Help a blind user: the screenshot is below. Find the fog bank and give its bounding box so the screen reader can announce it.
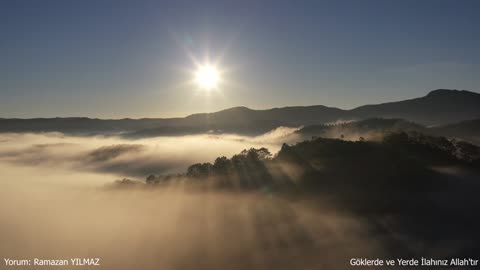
[0,127,300,180]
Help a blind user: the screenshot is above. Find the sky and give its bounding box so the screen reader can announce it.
[1,0,479,118]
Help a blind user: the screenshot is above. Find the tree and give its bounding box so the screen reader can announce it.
[253,147,272,161]
[455,141,480,162]
[383,131,409,145]
[186,163,213,178]
[146,174,157,184]
[213,156,231,174]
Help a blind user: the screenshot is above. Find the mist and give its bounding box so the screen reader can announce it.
[0,127,300,179]
[1,128,478,269]
[0,128,385,270]
[1,128,371,270]
[0,174,388,270]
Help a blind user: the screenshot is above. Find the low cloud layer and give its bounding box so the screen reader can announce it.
[0,129,477,269]
[0,128,385,270]
[0,179,386,270]
[0,127,301,179]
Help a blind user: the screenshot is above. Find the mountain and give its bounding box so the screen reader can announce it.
[130,105,346,136]
[183,105,346,126]
[179,89,480,128]
[296,117,480,145]
[0,117,176,134]
[296,118,426,141]
[430,119,480,145]
[350,89,480,126]
[1,89,479,135]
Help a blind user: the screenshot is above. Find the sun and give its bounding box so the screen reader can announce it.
[194,64,220,90]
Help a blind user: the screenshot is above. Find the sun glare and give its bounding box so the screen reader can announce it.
[194,64,220,90]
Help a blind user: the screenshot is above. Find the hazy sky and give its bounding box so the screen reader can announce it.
[1,0,479,118]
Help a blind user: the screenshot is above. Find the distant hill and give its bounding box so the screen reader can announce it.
[350,89,480,126]
[297,118,426,141]
[184,105,346,126]
[176,89,480,129]
[1,89,479,135]
[297,117,480,145]
[430,119,480,145]
[130,105,346,136]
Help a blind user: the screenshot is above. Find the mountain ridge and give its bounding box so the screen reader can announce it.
[1,89,479,135]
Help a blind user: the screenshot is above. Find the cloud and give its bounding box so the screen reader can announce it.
[86,144,145,162]
[0,133,389,269]
[0,127,300,178]
[0,129,473,269]
[0,172,387,270]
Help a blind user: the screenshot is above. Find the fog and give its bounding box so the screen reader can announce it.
[0,172,388,269]
[0,128,385,269]
[0,128,478,270]
[0,129,383,270]
[0,127,300,179]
